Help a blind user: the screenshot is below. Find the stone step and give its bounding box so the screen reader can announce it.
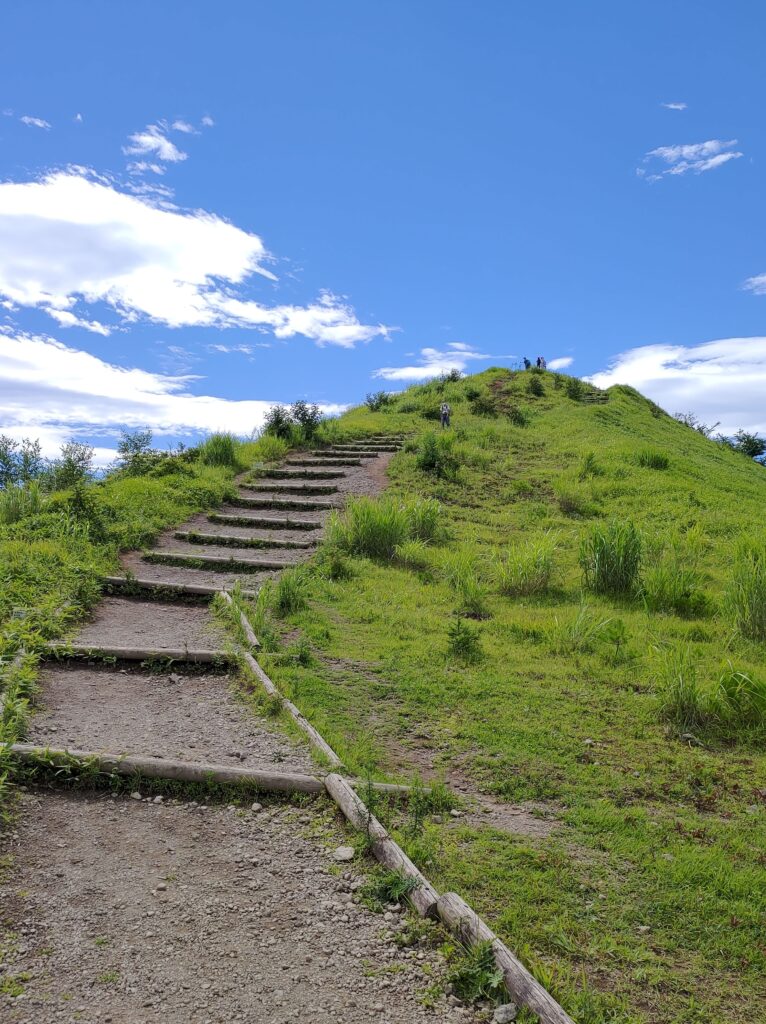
[101,575,259,600]
[143,550,296,573]
[287,458,362,468]
[239,482,339,496]
[253,468,347,480]
[174,530,315,550]
[208,512,321,531]
[309,450,378,459]
[230,495,335,512]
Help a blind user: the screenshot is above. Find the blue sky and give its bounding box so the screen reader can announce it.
[2,1,765,459]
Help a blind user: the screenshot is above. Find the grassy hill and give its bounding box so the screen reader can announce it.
[256,368,766,1024]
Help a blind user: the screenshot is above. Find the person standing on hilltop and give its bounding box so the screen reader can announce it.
[440,400,451,429]
[523,357,531,369]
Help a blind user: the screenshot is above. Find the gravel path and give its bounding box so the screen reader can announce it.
[1,790,479,1024]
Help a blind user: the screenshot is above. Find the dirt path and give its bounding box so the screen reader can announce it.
[1,439,483,1022]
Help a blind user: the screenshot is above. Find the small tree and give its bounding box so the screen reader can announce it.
[673,411,720,438]
[365,391,393,412]
[291,400,322,441]
[527,375,545,397]
[0,435,19,488]
[18,439,43,483]
[116,429,154,474]
[263,404,294,441]
[48,441,95,490]
[727,430,766,463]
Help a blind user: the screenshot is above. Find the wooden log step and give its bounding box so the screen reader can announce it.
[230,495,334,512]
[252,468,347,480]
[209,513,321,531]
[174,530,315,550]
[46,642,232,665]
[143,551,292,573]
[239,482,339,496]
[287,458,362,468]
[101,575,259,600]
[330,445,399,453]
[436,893,575,1024]
[8,744,325,795]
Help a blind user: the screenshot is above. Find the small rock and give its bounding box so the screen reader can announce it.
[251,802,263,813]
[153,795,164,804]
[130,792,142,801]
[156,883,167,892]
[493,1003,518,1023]
[332,846,355,863]
[449,808,462,818]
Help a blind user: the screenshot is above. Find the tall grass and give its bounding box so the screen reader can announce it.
[642,560,708,617]
[197,432,240,468]
[637,448,670,470]
[326,496,443,559]
[495,532,558,597]
[724,540,766,641]
[580,520,642,596]
[656,646,766,739]
[440,548,489,617]
[0,482,42,525]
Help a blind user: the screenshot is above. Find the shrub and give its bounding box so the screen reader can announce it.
[447,618,483,663]
[637,449,670,470]
[365,391,394,412]
[580,520,642,596]
[724,540,766,640]
[197,433,239,468]
[553,480,597,517]
[45,441,94,490]
[527,375,544,397]
[326,496,443,560]
[415,433,460,480]
[253,435,289,463]
[263,404,294,440]
[506,405,528,427]
[565,377,583,401]
[495,532,558,597]
[469,393,497,416]
[445,940,504,1003]
[291,400,322,441]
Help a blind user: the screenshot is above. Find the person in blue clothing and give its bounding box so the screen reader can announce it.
[440,401,451,428]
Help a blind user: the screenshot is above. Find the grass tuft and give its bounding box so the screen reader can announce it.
[494,532,558,597]
[580,520,642,596]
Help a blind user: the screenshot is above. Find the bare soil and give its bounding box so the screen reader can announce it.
[1,790,480,1024]
[26,664,312,772]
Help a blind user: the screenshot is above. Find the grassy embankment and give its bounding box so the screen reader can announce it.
[252,369,766,1024]
[0,434,286,815]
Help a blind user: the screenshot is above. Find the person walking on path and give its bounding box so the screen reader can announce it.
[440,401,451,429]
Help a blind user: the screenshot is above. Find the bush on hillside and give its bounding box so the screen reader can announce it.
[527,375,544,397]
[198,432,239,468]
[291,400,322,441]
[263,404,295,440]
[564,377,583,401]
[415,432,460,480]
[365,391,394,412]
[469,393,498,416]
[580,520,642,596]
[506,405,528,427]
[0,436,43,488]
[642,560,708,617]
[446,618,483,664]
[724,540,766,641]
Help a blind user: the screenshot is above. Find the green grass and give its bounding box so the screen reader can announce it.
[253,368,766,1023]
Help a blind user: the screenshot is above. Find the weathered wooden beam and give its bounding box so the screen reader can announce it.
[218,591,260,649]
[436,893,576,1024]
[46,643,231,665]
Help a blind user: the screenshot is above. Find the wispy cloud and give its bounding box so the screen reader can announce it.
[661,102,687,111]
[208,343,253,355]
[742,273,766,296]
[20,115,51,129]
[74,113,83,123]
[201,115,215,127]
[124,122,187,163]
[587,337,766,434]
[638,138,742,182]
[548,356,573,370]
[0,170,391,347]
[171,120,197,134]
[0,330,346,461]
[373,342,493,381]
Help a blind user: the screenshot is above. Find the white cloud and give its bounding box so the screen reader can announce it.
[0,331,345,461]
[373,342,493,381]
[742,273,766,296]
[127,161,166,176]
[661,102,687,111]
[548,356,573,370]
[171,120,196,134]
[201,115,215,127]
[639,138,742,181]
[0,170,389,347]
[46,308,111,336]
[124,123,187,163]
[20,115,51,129]
[74,113,83,123]
[208,343,253,354]
[586,337,766,434]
